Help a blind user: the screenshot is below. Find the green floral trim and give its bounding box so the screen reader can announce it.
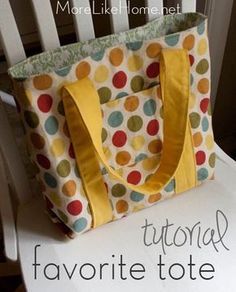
[9,13,206,79]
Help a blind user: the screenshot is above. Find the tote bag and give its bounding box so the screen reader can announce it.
[9,13,215,237]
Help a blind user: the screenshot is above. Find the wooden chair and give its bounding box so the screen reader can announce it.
[0,1,236,291]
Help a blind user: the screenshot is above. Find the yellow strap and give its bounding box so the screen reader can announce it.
[63,49,192,197]
[62,95,113,228]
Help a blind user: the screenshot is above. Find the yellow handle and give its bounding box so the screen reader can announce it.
[62,49,191,226]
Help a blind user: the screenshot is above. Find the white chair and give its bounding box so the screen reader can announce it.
[0,1,236,291]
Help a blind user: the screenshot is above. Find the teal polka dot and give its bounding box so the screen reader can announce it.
[130,191,145,202]
[165,34,180,46]
[197,22,205,35]
[126,41,143,51]
[135,153,148,163]
[91,50,105,61]
[197,168,209,181]
[116,92,128,99]
[55,66,71,77]
[143,99,156,116]
[44,172,57,188]
[108,111,123,127]
[202,117,209,132]
[165,179,175,192]
[73,217,88,233]
[45,116,59,135]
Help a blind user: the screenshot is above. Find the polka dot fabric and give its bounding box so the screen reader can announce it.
[14,16,214,236]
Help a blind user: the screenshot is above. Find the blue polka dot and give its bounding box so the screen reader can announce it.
[130,191,145,202]
[202,116,209,132]
[197,22,205,35]
[45,116,59,135]
[116,92,128,99]
[135,153,148,163]
[91,50,105,61]
[197,168,209,181]
[143,99,156,116]
[165,34,180,46]
[126,41,143,51]
[165,179,175,192]
[73,217,88,233]
[55,66,71,77]
[44,172,57,188]
[108,111,124,127]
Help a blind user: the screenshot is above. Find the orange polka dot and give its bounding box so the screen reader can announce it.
[109,48,124,66]
[116,200,129,214]
[116,151,131,166]
[183,34,195,50]
[76,61,91,79]
[146,43,162,58]
[156,86,162,100]
[148,140,162,154]
[148,193,162,204]
[124,96,139,112]
[33,74,53,90]
[193,132,203,147]
[198,78,210,94]
[62,180,76,197]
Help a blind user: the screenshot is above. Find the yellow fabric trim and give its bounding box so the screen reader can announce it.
[62,95,113,228]
[175,120,197,193]
[63,48,191,196]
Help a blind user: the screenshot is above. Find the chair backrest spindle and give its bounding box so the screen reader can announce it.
[146,0,164,21]
[108,0,130,33]
[181,0,197,13]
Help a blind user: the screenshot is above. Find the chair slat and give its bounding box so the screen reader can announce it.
[30,0,60,51]
[108,0,130,33]
[181,0,197,13]
[0,0,26,66]
[146,0,164,21]
[71,0,95,41]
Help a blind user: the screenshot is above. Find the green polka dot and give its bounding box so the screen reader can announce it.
[45,116,59,135]
[209,153,216,168]
[91,50,105,61]
[165,179,175,192]
[44,172,57,188]
[57,100,65,116]
[131,76,144,92]
[98,87,111,104]
[196,59,209,74]
[165,34,180,46]
[116,92,128,99]
[143,99,156,116]
[191,74,194,86]
[74,165,81,178]
[202,117,209,132]
[190,112,201,129]
[127,116,143,132]
[130,191,144,202]
[73,217,88,233]
[198,168,209,181]
[57,210,68,223]
[108,111,124,127]
[126,41,143,51]
[112,184,127,197]
[24,111,39,128]
[55,66,71,77]
[197,22,205,35]
[102,128,108,142]
[57,160,71,177]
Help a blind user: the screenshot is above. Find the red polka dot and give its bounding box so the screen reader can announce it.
[127,171,142,185]
[196,151,206,165]
[189,55,195,66]
[36,154,51,169]
[146,62,160,78]
[112,131,127,147]
[69,143,75,159]
[112,71,127,89]
[147,120,159,136]
[67,200,82,216]
[200,98,210,113]
[37,94,53,113]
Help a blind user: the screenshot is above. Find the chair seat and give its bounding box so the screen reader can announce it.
[17,158,236,292]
